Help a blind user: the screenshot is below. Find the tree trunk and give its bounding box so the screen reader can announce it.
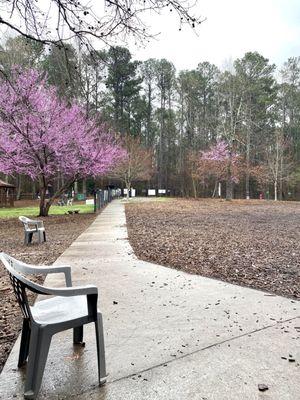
[61,173,65,188]
[39,186,48,216]
[226,179,233,200]
[38,178,75,216]
[279,180,283,201]
[41,201,52,217]
[16,175,22,200]
[274,180,278,201]
[192,178,197,199]
[212,181,218,198]
[279,153,283,201]
[126,183,131,200]
[245,129,250,200]
[226,160,233,201]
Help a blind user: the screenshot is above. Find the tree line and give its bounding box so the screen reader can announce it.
[1,35,300,200]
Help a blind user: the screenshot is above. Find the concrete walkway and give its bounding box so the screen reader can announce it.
[0,200,299,400]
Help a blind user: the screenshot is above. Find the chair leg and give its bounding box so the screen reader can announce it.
[43,231,46,242]
[24,326,52,400]
[24,232,30,245]
[24,324,39,399]
[95,313,107,385]
[28,232,33,245]
[18,319,31,367]
[73,325,84,344]
[38,230,42,243]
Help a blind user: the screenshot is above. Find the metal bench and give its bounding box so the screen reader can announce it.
[0,252,107,400]
[19,216,46,245]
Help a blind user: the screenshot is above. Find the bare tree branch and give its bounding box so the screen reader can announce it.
[0,0,204,50]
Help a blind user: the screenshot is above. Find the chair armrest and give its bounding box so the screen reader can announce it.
[27,219,44,228]
[27,279,98,297]
[19,264,72,287]
[37,265,72,287]
[27,219,40,224]
[34,221,44,229]
[42,284,98,297]
[33,283,99,317]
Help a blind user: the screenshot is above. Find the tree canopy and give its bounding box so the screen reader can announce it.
[1,37,300,201]
[0,68,124,215]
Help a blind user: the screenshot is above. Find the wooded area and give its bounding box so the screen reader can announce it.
[1,35,300,200]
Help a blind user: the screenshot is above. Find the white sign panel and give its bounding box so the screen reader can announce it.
[131,189,136,197]
[158,189,166,194]
[86,199,94,205]
[148,189,156,196]
[123,189,128,195]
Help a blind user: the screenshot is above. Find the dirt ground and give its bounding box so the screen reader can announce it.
[0,213,96,372]
[125,199,300,300]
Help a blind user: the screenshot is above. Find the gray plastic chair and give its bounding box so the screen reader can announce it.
[0,252,106,400]
[19,216,46,245]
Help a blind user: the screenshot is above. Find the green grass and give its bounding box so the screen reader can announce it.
[0,204,94,219]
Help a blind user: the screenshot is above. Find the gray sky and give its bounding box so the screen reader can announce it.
[128,0,300,70]
[1,0,300,71]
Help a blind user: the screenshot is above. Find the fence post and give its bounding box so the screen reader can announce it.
[100,190,104,208]
[94,191,97,213]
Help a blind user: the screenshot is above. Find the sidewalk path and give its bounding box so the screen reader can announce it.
[0,200,299,399]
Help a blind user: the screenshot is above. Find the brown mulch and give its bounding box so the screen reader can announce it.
[125,199,300,300]
[0,213,96,372]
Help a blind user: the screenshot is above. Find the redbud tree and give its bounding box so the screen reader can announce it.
[200,140,241,200]
[0,68,124,216]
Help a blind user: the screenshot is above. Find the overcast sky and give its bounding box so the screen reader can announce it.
[1,0,300,71]
[128,0,300,71]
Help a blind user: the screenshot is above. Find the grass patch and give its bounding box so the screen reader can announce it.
[0,204,94,219]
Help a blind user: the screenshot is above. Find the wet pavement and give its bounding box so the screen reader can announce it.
[0,200,299,399]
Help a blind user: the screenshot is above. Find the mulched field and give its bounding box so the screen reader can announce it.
[0,213,96,372]
[125,199,300,300]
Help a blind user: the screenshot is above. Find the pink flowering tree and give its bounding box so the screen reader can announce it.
[0,68,124,216]
[200,140,241,200]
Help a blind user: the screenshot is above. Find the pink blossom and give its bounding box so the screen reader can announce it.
[200,140,240,183]
[0,68,125,182]
[201,140,231,161]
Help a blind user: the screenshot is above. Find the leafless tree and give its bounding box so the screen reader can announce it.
[109,134,154,199]
[0,0,203,49]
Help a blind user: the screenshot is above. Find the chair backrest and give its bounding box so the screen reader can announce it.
[19,216,32,231]
[0,253,46,320]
